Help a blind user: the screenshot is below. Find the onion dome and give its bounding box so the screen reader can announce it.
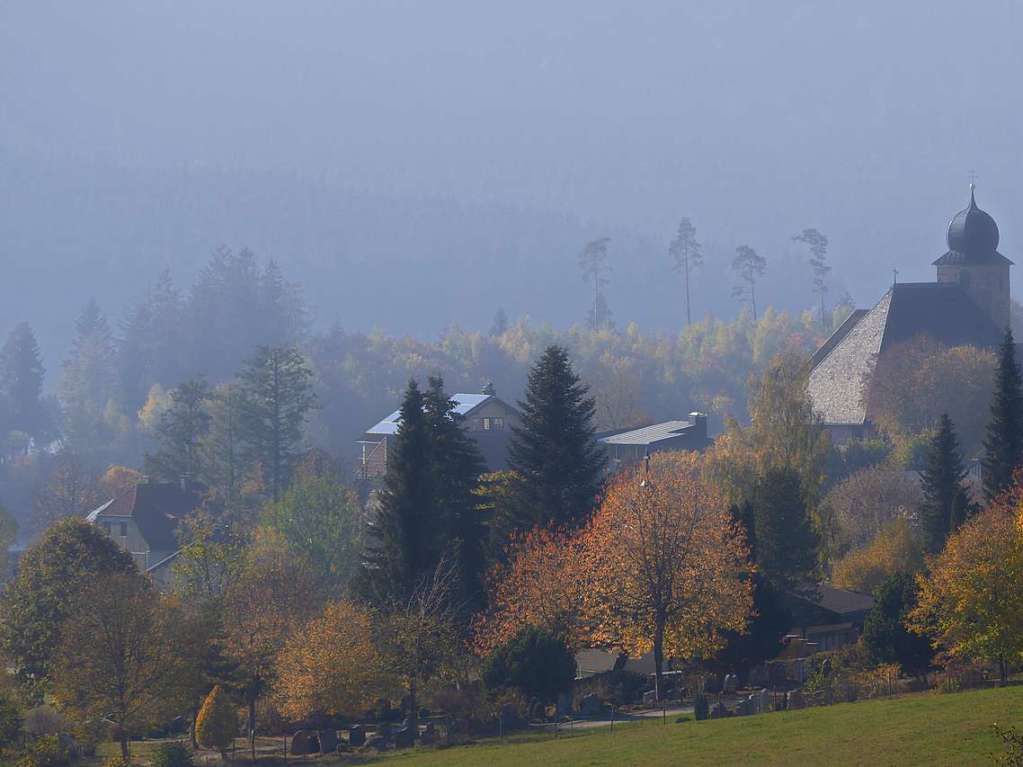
[935,185,1011,266]
[946,184,999,256]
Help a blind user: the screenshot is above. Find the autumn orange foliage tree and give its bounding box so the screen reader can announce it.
[578,453,752,700]
[472,526,585,656]
[475,453,753,702]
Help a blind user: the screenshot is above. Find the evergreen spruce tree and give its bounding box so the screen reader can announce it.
[145,378,212,482]
[360,380,437,603]
[750,467,818,592]
[0,322,47,441]
[920,414,975,554]
[508,345,606,530]
[237,346,316,502]
[982,329,1023,502]
[424,377,487,611]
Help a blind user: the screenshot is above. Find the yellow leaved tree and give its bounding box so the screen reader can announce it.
[909,497,1023,684]
[274,601,391,720]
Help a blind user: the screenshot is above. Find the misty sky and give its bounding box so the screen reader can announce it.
[2,0,1022,359]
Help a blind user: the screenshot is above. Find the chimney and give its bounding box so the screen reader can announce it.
[689,412,708,440]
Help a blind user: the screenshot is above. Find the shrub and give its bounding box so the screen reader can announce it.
[482,627,576,704]
[22,706,64,737]
[195,686,238,757]
[151,742,194,767]
[0,693,22,749]
[693,694,709,721]
[15,735,67,767]
[572,669,647,707]
[100,757,131,767]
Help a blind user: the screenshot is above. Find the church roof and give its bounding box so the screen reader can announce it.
[808,283,1002,426]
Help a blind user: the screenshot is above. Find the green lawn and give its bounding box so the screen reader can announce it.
[370,686,1023,767]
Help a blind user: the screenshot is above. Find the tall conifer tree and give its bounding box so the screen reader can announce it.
[424,377,487,610]
[982,329,1023,501]
[750,467,818,592]
[0,322,47,441]
[145,378,212,482]
[508,345,606,529]
[360,380,437,603]
[237,346,315,502]
[920,414,974,554]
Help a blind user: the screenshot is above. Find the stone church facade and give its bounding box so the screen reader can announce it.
[808,186,1011,442]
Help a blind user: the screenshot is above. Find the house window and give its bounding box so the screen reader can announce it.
[481,417,491,431]
[103,522,111,534]
[119,522,128,537]
[491,417,504,431]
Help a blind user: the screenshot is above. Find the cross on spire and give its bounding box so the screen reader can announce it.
[892,268,899,286]
[968,169,978,188]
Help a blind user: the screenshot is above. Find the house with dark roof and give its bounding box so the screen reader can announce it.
[86,479,203,585]
[809,186,1010,442]
[782,585,875,652]
[597,412,712,472]
[357,388,521,479]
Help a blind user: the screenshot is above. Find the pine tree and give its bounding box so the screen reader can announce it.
[145,378,212,483]
[731,245,767,320]
[578,238,611,330]
[792,228,831,327]
[237,346,316,502]
[508,345,606,529]
[201,383,249,516]
[920,414,974,554]
[669,217,703,326]
[60,300,118,452]
[360,380,437,603]
[0,322,47,441]
[982,329,1023,502]
[424,377,487,611]
[750,467,818,592]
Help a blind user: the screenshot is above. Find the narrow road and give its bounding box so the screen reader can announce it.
[531,705,695,731]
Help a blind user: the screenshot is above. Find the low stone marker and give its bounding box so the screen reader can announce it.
[291,730,320,755]
[723,674,737,695]
[318,729,339,753]
[348,725,366,747]
[578,693,602,716]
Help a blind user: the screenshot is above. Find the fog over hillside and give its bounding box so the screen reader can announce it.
[3,0,1022,363]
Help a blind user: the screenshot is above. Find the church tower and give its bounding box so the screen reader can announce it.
[933,185,1013,332]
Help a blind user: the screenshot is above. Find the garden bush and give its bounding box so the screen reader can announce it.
[482,626,576,704]
[151,742,194,767]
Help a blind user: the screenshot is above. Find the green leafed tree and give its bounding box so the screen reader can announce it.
[508,345,606,530]
[0,517,136,698]
[861,572,933,674]
[51,573,191,760]
[919,414,975,554]
[237,346,316,502]
[982,329,1023,502]
[262,473,363,598]
[145,378,212,483]
[750,466,818,592]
